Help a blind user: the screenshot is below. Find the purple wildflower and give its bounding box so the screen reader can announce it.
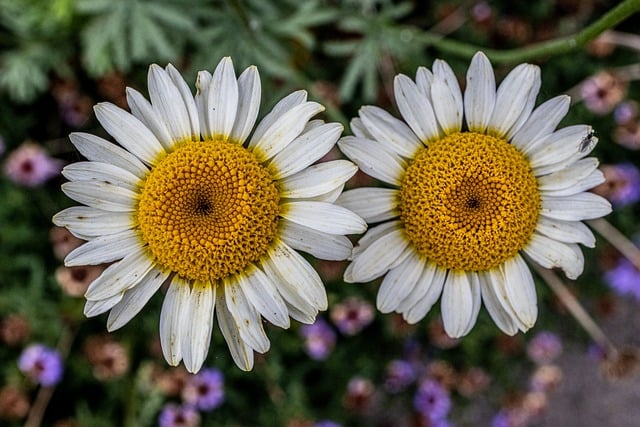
[314,421,342,427]
[18,344,63,387]
[604,258,640,300]
[599,163,640,207]
[413,378,451,423]
[329,296,374,336]
[384,359,416,393]
[3,142,62,187]
[158,404,200,427]
[300,317,336,361]
[526,331,562,365]
[182,368,224,411]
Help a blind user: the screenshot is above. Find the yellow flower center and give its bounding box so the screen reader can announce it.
[137,140,280,282]
[399,132,540,271]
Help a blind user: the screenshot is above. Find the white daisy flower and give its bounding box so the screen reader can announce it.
[337,52,612,338]
[53,57,366,373]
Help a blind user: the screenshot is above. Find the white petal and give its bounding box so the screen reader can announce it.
[224,278,270,353]
[252,102,324,161]
[166,63,200,138]
[94,103,165,165]
[249,90,307,149]
[351,220,399,257]
[280,201,367,235]
[62,181,136,212]
[394,74,441,143]
[69,132,148,178]
[279,160,357,199]
[216,288,254,371]
[536,158,600,192]
[126,87,174,150]
[431,59,463,134]
[205,57,238,140]
[338,136,407,186]
[501,254,537,329]
[523,233,584,280]
[403,263,446,324]
[344,225,411,283]
[238,266,290,328]
[350,117,374,139]
[53,206,133,238]
[182,282,215,373]
[148,64,193,144]
[84,294,123,318]
[64,229,140,266]
[336,188,399,224]
[195,70,212,136]
[107,268,169,331]
[541,193,612,221]
[440,272,475,337]
[377,252,424,313]
[535,216,596,247]
[511,95,570,151]
[280,220,353,261]
[62,161,140,191]
[488,63,541,138]
[542,169,604,197]
[230,66,261,143]
[159,278,190,366]
[265,240,327,310]
[84,246,154,300]
[464,51,495,133]
[527,125,592,168]
[269,122,342,179]
[415,66,434,101]
[358,105,422,157]
[480,270,519,335]
[460,272,482,336]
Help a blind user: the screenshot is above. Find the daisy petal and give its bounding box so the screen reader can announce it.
[126,87,173,150]
[488,63,540,138]
[441,271,476,338]
[159,278,190,366]
[431,59,464,134]
[537,158,600,192]
[511,95,570,151]
[394,74,441,143]
[377,252,424,313]
[415,66,434,101]
[148,64,193,144]
[541,193,612,221]
[543,169,604,197]
[239,266,289,329]
[182,282,215,373]
[350,117,374,139]
[205,57,238,140]
[460,272,482,336]
[269,122,342,179]
[338,136,407,186]
[403,263,446,324]
[69,132,148,178]
[480,271,519,335]
[84,294,123,318]
[53,206,133,238]
[249,90,307,148]
[224,278,270,353]
[94,103,165,165]
[527,125,592,168]
[524,233,584,279]
[280,201,367,235]
[107,268,170,331]
[535,216,596,247]
[464,51,496,133]
[336,188,399,224]
[359,105,422,157]
[216,289,254,371]
[280,221,353,261]
[61,181,136,212]
[166,63,200,138]
[502,254,537,330]
[64,230,140,267]
[230,66,261,143]
[279,160,357,199]
[62,161,140,191]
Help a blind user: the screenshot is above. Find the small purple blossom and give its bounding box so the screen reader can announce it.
[491,408,529,427]
[300,317,336,361]
[314,421,342,427]
[604,258,640,300]
[600,163,640,207]
[413,378,451,423]
[18,344,63,387]
[384,359,416,393]
[182,368,224,411]
[614,101,638,125]
[526,331,562,365]
[329,296,374,336]
[3,142,63,187]
[158,404,200,427]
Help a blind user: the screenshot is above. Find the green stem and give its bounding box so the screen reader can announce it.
[414,0,640,63]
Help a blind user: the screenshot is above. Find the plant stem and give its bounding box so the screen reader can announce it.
[587,218,640,271]
[413,0,640,64]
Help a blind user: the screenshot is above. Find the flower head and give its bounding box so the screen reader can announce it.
[413,378,451,423]
[181,368,224,411]
[158,404,200,427]
[53,57,365,373]
[299,317,336,361]
[383,359,416,393]
[18,344,64,386]
[3,142,62,187]
[604,257,640,300]
[339,51,611,338]
[592,163,640,207]
[526,331,562,365]
[329,296,374,335]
